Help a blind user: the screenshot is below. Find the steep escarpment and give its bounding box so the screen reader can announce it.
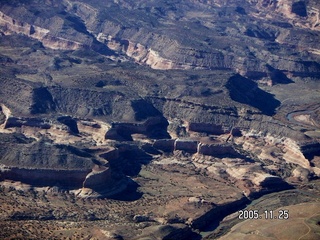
[191,0,320,30]
[253,0,320,30]
[0,132,129,196]
[153,138,240,157]
[0,166,89,189]
[105,116,170,141]
[64,0,320,77]
[0,8,85,50]
[0,133,91,188]
[1,0,319,77]
[0,4,113,55]
[4,117,51,129]
[190,196,250,230]
[0,137,93,169]
[147,96,305,141]
[80,165,129,198]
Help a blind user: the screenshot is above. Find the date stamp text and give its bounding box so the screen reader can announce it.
[238,209,289,220]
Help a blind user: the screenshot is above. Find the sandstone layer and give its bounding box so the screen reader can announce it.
[0,0,319,239]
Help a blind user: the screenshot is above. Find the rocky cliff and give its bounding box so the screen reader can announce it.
[0,132,128,197]
[0,1,319,238]
[1,0,319,77]
[0,165,89,188]
[0,9,84,50]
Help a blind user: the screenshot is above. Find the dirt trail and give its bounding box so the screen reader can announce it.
[298,212,320,240]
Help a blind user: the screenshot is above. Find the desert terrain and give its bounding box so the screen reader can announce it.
[0,0,319,239]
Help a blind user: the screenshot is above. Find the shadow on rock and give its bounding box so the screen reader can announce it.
[266,65,294,84]
[115,144,154,176]
[109,179,142,201]
[226,74,281,116]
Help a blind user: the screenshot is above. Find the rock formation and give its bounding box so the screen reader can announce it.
[198,143,239,157]
[5,117,51,129]
[0,0,319,239]
[0,165,89,189]
[0,9,83,50]
[105,116,170,141]
[80,165,128,198]
[0,131,129,198]
[57,116,79,134]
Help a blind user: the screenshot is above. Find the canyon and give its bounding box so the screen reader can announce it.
[0,0,319,239]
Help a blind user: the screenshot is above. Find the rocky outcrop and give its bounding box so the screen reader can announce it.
[187,123,229,135]
[198,143,239,157]
[81,165,128,198]
[96,30,235,70]
[0,131,131,197]
[99,148,120,162]
[246,0,320,30]
[105,116,170,141]
[99,34,196,70]
[0,163,129,198]
[235,131,320,179]
[198,156,291,197]
[61,0,320,76]
[190,196,249,230]
[0,10,83,50]
[1,0,319,76]
[282,138,311,168]
[201,0,319,29]
[0,6,114,55]
[57,116,79,134]
[153,138,241,157]
[0,1,318,238]
[0,165,89,188]
[174,139,198,153]
[250,173,292,196]
[153,139,175,152]
[5,117,51,129]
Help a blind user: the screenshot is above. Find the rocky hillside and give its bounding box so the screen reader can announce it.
[1,0,319,76]
[0,0,319,239]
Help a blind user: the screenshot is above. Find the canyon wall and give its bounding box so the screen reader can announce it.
[82,166,128,196]
[1,0,319,76]
[0,10,84,50]
[0,165,89,188]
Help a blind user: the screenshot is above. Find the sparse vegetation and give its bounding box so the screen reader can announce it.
[0,0,320,239]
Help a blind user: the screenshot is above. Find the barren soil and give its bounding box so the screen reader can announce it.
[0,0,319,239]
